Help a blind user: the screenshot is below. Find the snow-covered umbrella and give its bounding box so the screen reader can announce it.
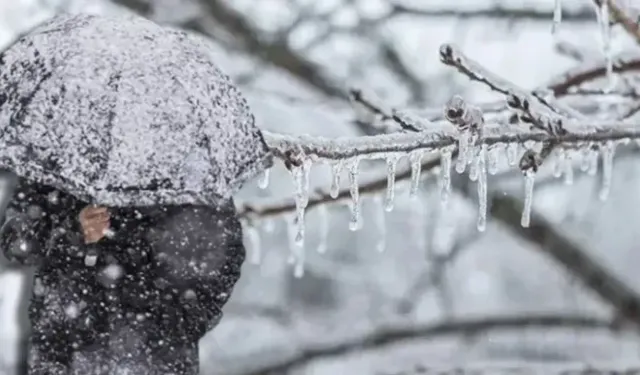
[0,13,272,207]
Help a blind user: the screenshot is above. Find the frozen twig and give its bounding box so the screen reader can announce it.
[349,89,422,132]
[439,43,579,120]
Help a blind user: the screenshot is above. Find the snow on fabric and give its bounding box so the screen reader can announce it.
[0,13,272,206]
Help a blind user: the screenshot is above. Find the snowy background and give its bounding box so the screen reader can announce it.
[2,0,640,374]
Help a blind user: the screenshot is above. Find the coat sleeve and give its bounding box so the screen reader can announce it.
[0,185,56,265]
[145,200,245,342]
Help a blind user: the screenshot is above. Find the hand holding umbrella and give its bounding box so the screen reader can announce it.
[78,206,110,244]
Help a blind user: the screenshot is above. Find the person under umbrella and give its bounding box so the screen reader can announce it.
[1,173,246,375]
[0,12,273,375]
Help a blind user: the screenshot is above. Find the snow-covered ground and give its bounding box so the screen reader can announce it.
[2,0,640,374]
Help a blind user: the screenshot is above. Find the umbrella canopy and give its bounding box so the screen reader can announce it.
[0,13,272,206]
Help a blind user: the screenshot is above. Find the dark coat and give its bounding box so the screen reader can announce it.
[0,181,245,375]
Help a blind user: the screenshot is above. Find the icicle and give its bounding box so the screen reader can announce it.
[580,147,590,172]
[317,204,328,254]
[599,141,616,201]
[469,146,480,182]
[373,195,386,252]
[291,159,312,247]
[348,158,362,231]
[440,149,452,205]
[384,156,399,212]
[409,151,423,199]
[587,148,599,176]
[477,145,488,232]
[293,248,305,278]
[294,210,305,247]
[552,0,562,34]
[329,160,343,199]
[593,0,614,88]
[455,131,471,173]
[487,145,500,175]
[506,143,519,166]
[246,225,262,265]
[553,148,565,178]
[257,168,270,189]
[521,170,536,228]
[300,159,312,208]
[563,152,573,185]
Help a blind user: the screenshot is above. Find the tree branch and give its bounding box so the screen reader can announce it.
[242,314,615,375]
[389,4,595,22]
[491,194,640,327]
[265,124,639,165]
[548,51,640,95]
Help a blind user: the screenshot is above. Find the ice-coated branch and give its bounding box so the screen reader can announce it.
[241,314,615,375]
[239,151,448,219]
[349,89,422,132]
[265,124,640,165]
[439,43,583,121]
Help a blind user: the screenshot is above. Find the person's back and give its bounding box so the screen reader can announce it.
[0,178,246,375]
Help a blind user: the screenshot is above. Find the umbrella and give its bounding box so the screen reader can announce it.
[0,13,272,207]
